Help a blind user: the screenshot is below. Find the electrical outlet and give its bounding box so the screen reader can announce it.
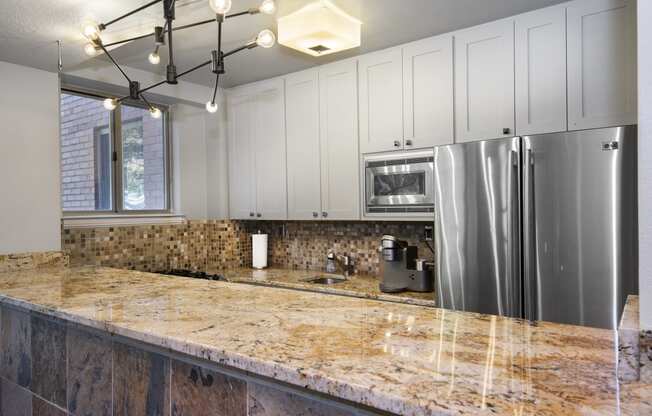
[423,225,433,242]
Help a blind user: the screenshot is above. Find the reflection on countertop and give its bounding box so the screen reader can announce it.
[0,266,649,416]
[214,267,436,307]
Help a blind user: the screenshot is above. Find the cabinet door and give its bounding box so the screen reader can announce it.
[358,48,404,153]
[227,93,256,220]
[454,20,515,142]
[403,35,454,148]
[515,6,567,135]
[253,79,288,220]
[567,0,636,130]
[319,60,360,220]
[285,69,322,220]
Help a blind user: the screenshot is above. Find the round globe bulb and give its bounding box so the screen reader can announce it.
[84,43,98,57]
[103,98,117,111]
[150,107,162,119]
[148,52,160,65]
[208,0,232,14]
[256,29,276,48]
[259,0,276,15]
[206,101,219,113]
[82,20,100,40]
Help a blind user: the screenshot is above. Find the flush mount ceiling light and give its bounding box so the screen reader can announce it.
[277,0,361,57]
[81,0,277,115]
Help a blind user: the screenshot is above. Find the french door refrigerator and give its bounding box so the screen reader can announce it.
[434,126,638,329]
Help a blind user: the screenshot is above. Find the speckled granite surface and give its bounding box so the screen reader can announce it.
[217,268,436,307]
[0,251,68,273]
[0,266,649,416]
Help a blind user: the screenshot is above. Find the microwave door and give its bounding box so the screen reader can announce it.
[366,161,433,206]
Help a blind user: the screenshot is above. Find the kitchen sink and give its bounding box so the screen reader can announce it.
[303,275,347,285]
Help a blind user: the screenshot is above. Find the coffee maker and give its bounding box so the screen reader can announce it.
[379,235,434,293]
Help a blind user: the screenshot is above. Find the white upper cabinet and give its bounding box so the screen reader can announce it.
[285,69,322,220]
[567,0,637,130]
[515,6,567,135]
[358,48,404,153]
[403,35,454,148]
[252,79,287,220]
[227,92,256,220]
[319,60,360,220]
[227,78,287,220]
[454,20,515,142]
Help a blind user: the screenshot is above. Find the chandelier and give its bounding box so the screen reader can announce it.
[81,0,277,117]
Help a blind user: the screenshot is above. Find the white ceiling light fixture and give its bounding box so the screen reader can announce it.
[277,0,361,57]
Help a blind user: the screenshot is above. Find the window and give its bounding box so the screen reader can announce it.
[60,90,170,214]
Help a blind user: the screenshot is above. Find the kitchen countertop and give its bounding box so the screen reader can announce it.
[0,266,649,415]
[216,267,436,307]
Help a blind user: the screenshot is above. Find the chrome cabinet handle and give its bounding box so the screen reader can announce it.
[312,212,319,218]
[405,139,413,146]
[503,128,511,135]
[393,140,401,147]
[256,213,262,218]
[322,211,328,218]
[249,212,254,217]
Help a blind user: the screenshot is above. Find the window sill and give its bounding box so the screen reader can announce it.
[62,214,186,228]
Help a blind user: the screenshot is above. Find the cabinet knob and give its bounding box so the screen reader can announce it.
[256,213,262,218]
[322,211,328,218]
[503,128,511,135]
[405,139,413,146]
[312,212,319,218]
[249,212,254,217]
[393,140,401,147]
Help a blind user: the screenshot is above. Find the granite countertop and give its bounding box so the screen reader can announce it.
[216,267,436,307]
[0,266,649,415]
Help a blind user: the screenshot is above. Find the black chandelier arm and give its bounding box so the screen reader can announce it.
[139,93,155,110]
[102,0,163,29]
[138,79,169,95]
[175,60,212,80]
[211,73,220,103]
[104,17,216,48]
[222,42,257,59]
[97,42,133,84]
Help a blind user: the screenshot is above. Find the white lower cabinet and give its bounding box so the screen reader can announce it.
[454,19,515,142]
[285,61,360,221]
[227,78,287,220]
[566,0,637,130]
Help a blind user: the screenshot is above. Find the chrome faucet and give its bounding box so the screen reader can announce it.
[326,252,353,276]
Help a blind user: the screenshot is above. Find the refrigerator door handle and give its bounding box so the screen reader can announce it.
[510,147,522,317]
[523,147,538,322]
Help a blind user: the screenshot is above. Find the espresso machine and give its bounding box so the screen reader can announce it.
[379,235,434,293]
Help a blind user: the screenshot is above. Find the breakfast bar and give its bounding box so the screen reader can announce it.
[0,265,649,415]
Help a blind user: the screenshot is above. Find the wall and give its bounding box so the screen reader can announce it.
[62,220,431,276]
[638,1,652,329]
[0,61,61,255]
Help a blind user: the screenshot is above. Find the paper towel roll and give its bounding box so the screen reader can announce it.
[252,233,268,269]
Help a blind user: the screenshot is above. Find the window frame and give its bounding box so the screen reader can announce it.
[61,87,172,216]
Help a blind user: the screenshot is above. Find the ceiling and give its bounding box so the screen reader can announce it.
[0,0,568,89]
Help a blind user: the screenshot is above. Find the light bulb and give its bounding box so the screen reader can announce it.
[149,107,162,119]
[103,98,117,110]
[148,52,160,65]
[208,0,232,14]
[259,0,276,15]
[206,101,218,113]
[84,43,99,57]
[82,20,101,40]
[256,29,276,48]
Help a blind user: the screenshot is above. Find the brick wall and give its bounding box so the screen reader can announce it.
[60,94,165,211]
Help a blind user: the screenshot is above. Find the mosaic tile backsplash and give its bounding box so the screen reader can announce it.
[62,220,432,276]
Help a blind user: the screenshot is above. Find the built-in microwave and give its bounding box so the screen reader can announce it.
[363,149,434,216]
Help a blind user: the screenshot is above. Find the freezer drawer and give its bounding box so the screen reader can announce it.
[434,137,522,318]
[522,126,638,329]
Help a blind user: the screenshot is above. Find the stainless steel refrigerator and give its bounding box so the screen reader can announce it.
[434,126,638,329]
